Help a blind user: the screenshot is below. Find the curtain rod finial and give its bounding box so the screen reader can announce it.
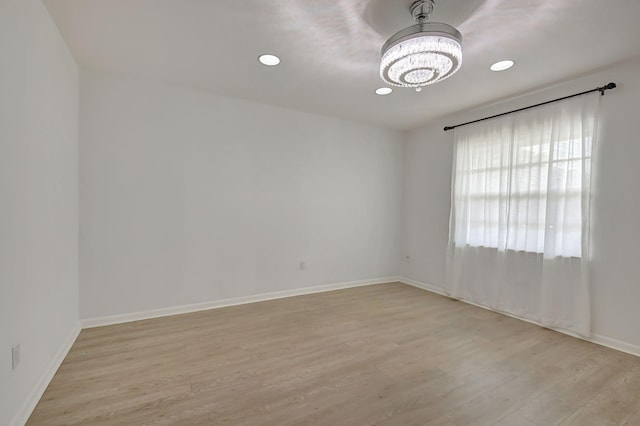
[599,82,617,95]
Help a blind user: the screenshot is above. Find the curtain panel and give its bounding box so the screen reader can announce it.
[446,94,600,336]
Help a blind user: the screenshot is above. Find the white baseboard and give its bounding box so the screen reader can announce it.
[398,276,640,358]
[590,334,640,358]
[15,276,636,426]
[400,277,448,297]
[10,323,81,426]
[12,277,638,426]
[81,277,402,329]
[13,278,400,425]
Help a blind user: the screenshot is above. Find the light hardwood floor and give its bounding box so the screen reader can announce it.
[28,283,640,425]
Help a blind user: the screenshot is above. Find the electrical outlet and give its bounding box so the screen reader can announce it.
[299,261,306,270]
[404,255,411,263]
[11,344,20,370]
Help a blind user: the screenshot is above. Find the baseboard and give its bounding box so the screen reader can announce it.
[590,334,640,358]
[399,277,448,297]
[12,277,638,426]
[10,323,81,426]
[81,277,401,329]
[398,276,640,358]
[12,278,400,424]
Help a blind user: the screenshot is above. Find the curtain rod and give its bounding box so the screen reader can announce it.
[443,82,617,132]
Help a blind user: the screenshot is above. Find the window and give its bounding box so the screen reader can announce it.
[450,99,596,258]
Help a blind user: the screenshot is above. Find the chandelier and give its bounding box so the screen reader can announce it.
[380,0,462,89]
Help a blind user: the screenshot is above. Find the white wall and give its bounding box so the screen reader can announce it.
[0,0,79,424]
[401,57,640,350]
[79,69,404,319]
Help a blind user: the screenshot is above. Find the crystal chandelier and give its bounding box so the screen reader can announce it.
[380,0,462,89]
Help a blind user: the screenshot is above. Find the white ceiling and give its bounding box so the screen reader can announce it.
[44,0,640,130]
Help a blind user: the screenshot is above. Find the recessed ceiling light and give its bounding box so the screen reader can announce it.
[258,54,280,66]
[490,60,515,72]
[375,87,393,96]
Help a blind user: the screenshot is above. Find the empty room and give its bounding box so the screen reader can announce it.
[3,0,640,425]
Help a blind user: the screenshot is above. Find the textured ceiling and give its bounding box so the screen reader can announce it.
[44,0,640,130]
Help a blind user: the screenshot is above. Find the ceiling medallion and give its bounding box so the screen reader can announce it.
[380,0,462,89]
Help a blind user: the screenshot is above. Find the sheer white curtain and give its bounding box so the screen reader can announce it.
[446,94,599,336]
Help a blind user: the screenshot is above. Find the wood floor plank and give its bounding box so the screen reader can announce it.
[27,283,640,425]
